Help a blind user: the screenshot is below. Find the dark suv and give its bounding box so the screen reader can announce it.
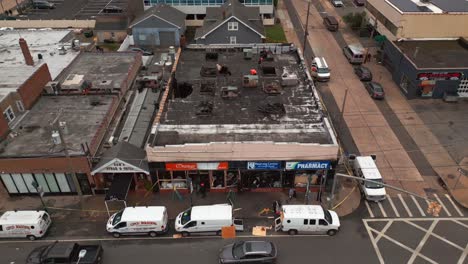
[364,81,385,99]
[32,1,55,9]
[354,65,373,81]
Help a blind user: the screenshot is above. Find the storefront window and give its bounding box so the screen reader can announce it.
[226,170,239,187]
[172,171,187,189]
[158,171,172,189]
[242,171,281,188]
[211,170,225,188]
[284,171,322,188]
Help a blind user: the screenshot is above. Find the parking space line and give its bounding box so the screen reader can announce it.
[407,220,438,264]
[434,193,451,217]
[404,220,464,251]
[377,201,387,217]
[398,194,413,217]
[365,200,374,218]
[387,195,400,217]
[458,243,468,264]
[411,196,426,217]
[375,220,393,243]
[453,220,468,229]
[362,220,385,264]
[445,194,464,217]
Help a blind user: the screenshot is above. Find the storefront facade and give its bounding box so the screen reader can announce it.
[151,160,334,193]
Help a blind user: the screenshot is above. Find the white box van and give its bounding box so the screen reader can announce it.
[343,44,365,64]
[175,204,243,237]
[311,57,331,82]
[349,155,386,202]
[275,205,340,236]
[106,206,168,238]
[0,210,51,240]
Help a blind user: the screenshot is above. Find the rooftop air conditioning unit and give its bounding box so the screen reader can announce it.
[44,81,61,95]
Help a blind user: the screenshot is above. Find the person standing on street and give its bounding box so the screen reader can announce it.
[200,182,206,198]
[288,187,296,202]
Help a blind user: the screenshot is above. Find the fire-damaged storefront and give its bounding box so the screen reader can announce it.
[150,160,335,193]
[380,38,468,99]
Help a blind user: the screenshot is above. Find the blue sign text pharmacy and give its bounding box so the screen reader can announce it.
[285,161,331,170]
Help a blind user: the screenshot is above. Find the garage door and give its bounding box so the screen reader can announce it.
[159,31,176,47]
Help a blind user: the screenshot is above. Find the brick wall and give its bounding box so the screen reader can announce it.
[0,115,9,140]
[18,64,52,110]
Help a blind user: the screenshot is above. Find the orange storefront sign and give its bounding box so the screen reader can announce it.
[165,162,228,171]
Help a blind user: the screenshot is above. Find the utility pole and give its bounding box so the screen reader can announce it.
[338,88,348,136]
[303,0,311,60]
[51,110,83,199]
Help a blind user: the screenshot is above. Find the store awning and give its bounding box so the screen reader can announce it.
[91,141,149,175]
[105,174,133,201]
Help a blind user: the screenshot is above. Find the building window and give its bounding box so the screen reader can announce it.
[3,106,15,123]
[111,32,116,38]
[230,36,237,44]
[228,22,238,31]
[139,34,147,41]
[16,101,25,112]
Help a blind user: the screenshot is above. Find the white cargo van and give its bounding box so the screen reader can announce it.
[0,210,51,240]
[311,57,331,82]
[349,155,386,202]
[275,205,340,236]
[343,44,365,64]
[106,206,168,238]
[175,204,243,237]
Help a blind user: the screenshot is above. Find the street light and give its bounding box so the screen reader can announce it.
[303,0,311,60]
[31,181,48,213]
[76,249,87,264]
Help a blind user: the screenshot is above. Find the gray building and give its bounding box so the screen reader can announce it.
[129,4,186,47]
[195,0,265,45]
[381,38,468,99]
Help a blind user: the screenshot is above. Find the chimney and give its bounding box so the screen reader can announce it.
[19,38,34,66]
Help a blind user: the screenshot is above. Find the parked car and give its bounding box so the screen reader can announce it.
[130,47,154,56]
[26,242,103,264]
[0,210,51,240]
[106,206,169,238]
[331,0,344,7]
[354,0,366,6]
[364,81,385,99]
[354,65,373,81]
[275,205,340,236]
[102,5,123,13]
[219,241,277,264]
[32,0,55,9]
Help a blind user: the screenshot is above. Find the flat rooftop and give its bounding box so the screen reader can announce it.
[396,39,468,69]
[386,0,468,13]
[153,48,334,146]
[0,29,80,89]
[56,52,139,93]
[0,95,117,157]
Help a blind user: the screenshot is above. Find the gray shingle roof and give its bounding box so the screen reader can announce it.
[129,4,186,29]
[92,141,149,173]
[195,0,265,39]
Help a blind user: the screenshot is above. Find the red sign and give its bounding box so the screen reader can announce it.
[417,72,462,81]
[165,162,228,170]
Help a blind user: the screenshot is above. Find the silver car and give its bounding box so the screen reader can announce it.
[219,241,277,263]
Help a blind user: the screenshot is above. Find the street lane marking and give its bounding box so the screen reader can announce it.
[375,220,393,243]
[404,220,464,251]
[445,194,464,217]
[363,220,385,264]
[411,195,426,217]
[434,193,451,216]
[398,194,413,217]
[407,220,438,264]
[453,220,468,229]
[377,202,387,217]
[365,217,468,221]
[458,243,468,264]
[387,195,400,217]
[365,200,374,218]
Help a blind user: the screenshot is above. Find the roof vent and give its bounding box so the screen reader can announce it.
[51,130,61,145]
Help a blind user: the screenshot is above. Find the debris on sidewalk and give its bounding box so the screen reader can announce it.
[252,226,272,237]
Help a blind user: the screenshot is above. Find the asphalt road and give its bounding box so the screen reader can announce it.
[1,214,378,264]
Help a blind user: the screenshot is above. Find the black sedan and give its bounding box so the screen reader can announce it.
[219,241,277,263]
[354,65,373,81]
[354,0,366,6]
[364,82,385,99]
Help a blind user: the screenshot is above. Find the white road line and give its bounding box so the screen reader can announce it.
[453,220,468,229]
[363,220,385,264]
[434,193,451,216]
[445,194,464,216]
[365,200,374,218]
[458,243,468,264]
[411,195,426,217]
[375,220,393,243]
[387,195,400,217]
[367,227,437,264]
[404,220,465,251]
[398,194,413,217]
[365,217,468,222]
[408,220,438,264]
[377,201,387,217]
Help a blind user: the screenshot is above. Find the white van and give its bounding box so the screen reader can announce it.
[275,205,340,236]
[106,206,168,238]
[0,210,51,240]
[175,204,243,237]
[343,44,365,64]
[311,57,331,82]
[349,155,386,202]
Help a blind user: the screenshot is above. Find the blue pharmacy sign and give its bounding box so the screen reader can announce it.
[247,162,281,170]
[285,161,331,170]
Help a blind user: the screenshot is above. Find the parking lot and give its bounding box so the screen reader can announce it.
[20,0,127,20]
